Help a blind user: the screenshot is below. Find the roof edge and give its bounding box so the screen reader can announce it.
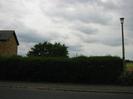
[0,30,19,45]
[13,31,19,45]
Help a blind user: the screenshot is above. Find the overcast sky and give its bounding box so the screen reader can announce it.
[0,0,133,59]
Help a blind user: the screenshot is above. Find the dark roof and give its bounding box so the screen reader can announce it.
[0,30,19,45]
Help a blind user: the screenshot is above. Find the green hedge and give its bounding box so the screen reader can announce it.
[0,56,123,84]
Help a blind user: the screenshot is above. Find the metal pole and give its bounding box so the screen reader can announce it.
[121,22,125,62]
[120,18,125,68]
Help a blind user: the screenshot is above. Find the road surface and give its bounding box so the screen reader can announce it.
[0,87,133,99]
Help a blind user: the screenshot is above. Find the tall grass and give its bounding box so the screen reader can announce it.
[127,63,133,72]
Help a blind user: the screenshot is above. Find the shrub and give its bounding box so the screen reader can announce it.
[118,72,133,85]
[0,56,123,84]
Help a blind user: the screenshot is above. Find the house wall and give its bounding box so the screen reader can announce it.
[0,35,18,56]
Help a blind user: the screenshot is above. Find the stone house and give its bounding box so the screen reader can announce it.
[0,30,19,56]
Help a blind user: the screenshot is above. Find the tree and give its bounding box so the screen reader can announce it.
[27,41,68,57]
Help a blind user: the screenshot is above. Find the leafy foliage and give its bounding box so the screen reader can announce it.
[118,72,133,85]
[0,56,123,84]
[27,41,68,57]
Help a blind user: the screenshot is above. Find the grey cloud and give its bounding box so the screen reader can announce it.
[68,44,84,57]
[99,38,122,46]
[17,30,62,44]
[62,0,97,4]
[114,0,133,38]
[120,2,133,18]
[41,0,112,25]
[0,0,28,30]
[63,0,118,11]
[72,32,97,44]
[18,32,45,43]
[74,24,98,35]
[97,36,130,47]
[46,9,111,25]
[75,32,128,47]
[97,1,119,11]
[0,0,26,17]
[68,44,82,52]
[14,25,46,43]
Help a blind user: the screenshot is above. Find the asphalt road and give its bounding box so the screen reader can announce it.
[0,87,133,99]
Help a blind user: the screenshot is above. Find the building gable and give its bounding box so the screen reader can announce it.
[0,30,19,56]
[0,30,19,45]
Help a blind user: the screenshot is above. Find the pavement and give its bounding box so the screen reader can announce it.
[0,81,133,94]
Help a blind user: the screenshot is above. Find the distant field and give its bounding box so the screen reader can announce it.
[127,63,133,72]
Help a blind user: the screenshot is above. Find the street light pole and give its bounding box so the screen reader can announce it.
[120,18,125,67]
